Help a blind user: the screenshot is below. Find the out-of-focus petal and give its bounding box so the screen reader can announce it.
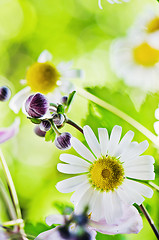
[9,86,31,114]
[0,118,20,144]
[38,50,53,63]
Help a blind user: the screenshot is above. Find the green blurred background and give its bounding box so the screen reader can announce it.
[0,0,159,239]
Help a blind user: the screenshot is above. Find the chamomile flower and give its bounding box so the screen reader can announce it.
[56,125,154,224]
[110,35,159,92]
[98,0,130,9]
[129,8,159,49]
[9,50,84,114]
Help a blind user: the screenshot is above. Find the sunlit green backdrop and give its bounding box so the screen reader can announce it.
[0,0,159,239]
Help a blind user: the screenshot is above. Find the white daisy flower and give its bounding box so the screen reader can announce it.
[9,50,84,114]
[129,7,159,50]
[110,35,159,92]
[56,125,154,224]
[154,105,159,135]
[98,0,130,9]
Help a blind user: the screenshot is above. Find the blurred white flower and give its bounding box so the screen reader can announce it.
[56,125,154,224]
[0,118,20,144]
[154,105,159,135]
[129,7,159,49]
[110,35,159,92]
[98,0,130,9]
[9,50,84,114]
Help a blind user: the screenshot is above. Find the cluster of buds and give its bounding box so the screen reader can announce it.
[25,91,76,150]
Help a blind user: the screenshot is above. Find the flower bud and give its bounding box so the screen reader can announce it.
[39,120,51,131]
[61,96,68,105]
[25,93,49,118]
[0,86,11,101]
[55,132,71,150]
[34,125,46,137]
[52,113,65,126]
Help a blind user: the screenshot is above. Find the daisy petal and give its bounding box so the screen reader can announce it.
[0,118,20,144]
[103,191,123,224]
[107,125,122,156]
[71,182,90,204]
[154,121,159,135]
[35,228,61,240]
[98,128,109,156]
[9,86,31,114]
[125,171,155,180]
[123,179,153,199]
[62,69,84,79]
[71,137,95,162]
[115,130,134,157]
[91,191,105,221]
[57,163,88,174]
[119,180,145,205]
[124,164,154,173]
[60,154,91,167]
[83,125,101,158]
[38,50,52,63]
[123,155,155,167]
[75,187,94,213]
[56,175,87,193]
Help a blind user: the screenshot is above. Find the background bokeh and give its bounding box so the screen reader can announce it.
[0,0,159,239]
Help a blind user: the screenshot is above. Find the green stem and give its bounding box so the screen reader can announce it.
[77,88,159,146]
[2,219,23,227]
[0,150,22,223]
[148,182,159,192]
[66,118,83,134]
[50,120,61,136]
[0,179,17,220]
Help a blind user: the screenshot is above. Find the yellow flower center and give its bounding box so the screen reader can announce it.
[146,17,159,33]
[133,42,159,66]
[89,157,124,192]
[26,62,60,94]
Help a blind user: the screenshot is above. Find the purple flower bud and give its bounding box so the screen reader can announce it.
[34,125,46,137]
[61,96,68,105]
[52,113,65,126]
[40,120,51,131]
[0,86,11,101]
[25,93,49,118]
[55,132,71,150]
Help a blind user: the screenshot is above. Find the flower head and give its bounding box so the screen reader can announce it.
[25,93,49,118]
[9,50,84,114]
[110,36,159,92]
[56,125,154,224]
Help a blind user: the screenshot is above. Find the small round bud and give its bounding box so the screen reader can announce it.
[34,126,46,137]
[0,86,11,101]
[58,226,71,239]
[52,113,65,126]
[55,132,71,150]
[39,120,51,131]
[61,96,68,105]
[25,93,49,118]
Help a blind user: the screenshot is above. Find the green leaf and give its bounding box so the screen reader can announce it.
[45,128,56,142]
[57,104,65,114]
[53,201,74,214]
[24,222,53,238]
[30,118,41,124]
[66,91,76,111]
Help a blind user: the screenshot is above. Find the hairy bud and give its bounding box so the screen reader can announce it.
[40,120,51,131]
[55,132,71,150]
[25,93,49,118]
[34,125,46,137]
[0,86,11,101]
[52,113,65,126]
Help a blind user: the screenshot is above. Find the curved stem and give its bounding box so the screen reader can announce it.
[0,150,22,220]
[77,88,159,146]
[148,182,159,192]
[140,204,159,239]
[66,118,83,134]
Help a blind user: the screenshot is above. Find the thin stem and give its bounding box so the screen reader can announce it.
[0,179,17,220]
[140,204,159,239]
[77,88,159,147]
[3,219,23,227]
[0,150,22,222]
[66,118,83,134]
[50,120,61,136]
[148,182,159,192]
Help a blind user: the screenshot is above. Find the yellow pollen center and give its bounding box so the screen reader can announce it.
[146,17,159,33]
[133,42,159,66]
[26,62,60,94]
[89,157,124,192]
